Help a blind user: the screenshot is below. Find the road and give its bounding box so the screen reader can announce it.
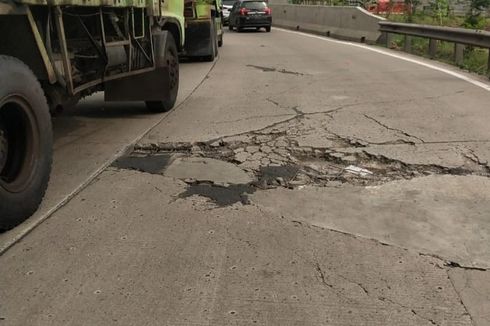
[1,28,490,325]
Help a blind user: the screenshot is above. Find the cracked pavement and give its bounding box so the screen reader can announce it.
[1,29,490,325]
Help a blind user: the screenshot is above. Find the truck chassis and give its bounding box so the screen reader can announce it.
[0,0,183,229]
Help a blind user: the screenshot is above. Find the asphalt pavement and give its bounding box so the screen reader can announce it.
[1,28,490,325]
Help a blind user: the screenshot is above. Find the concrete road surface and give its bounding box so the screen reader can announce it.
[1,28,490,325]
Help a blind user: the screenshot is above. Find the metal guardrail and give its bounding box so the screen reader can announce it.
[379,21,490,74]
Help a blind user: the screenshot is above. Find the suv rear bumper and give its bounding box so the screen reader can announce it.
[238,16,271,27]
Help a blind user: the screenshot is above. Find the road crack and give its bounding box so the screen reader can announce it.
[378,296,439,325]
[447,273,476,326]
[464,149,490,172]
[246,64,308,76]
[363,114,425,144]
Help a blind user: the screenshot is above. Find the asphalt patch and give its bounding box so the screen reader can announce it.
[112,154,173,174]
[179,183,256,206]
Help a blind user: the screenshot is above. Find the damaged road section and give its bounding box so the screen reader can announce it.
[129,109,490,192]
[112,106,490,211]
[112,105,490,208]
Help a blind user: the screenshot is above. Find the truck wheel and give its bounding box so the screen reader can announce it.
[266,26,271,32]
[146,33,179,113]
[228,24,233,31]
[0,55,52,230]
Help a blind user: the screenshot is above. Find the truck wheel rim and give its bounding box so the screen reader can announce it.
[0,95,39,194]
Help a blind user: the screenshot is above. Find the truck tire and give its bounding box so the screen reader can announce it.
[0,55,52,230]
[218,33,223,47]
[146,33,179,113]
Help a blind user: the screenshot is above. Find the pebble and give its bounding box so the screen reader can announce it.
[268,153,285,162]
[289,180,307,186]
[250,152,265,161]
[260,146,272,154]
[276,177,286,186]
[246,146,260,154]
[342,155,357,163]
[329,152,344,159]
[260,158,271,166]
[191,145,202,153]
[273,148,289,156]
[275,139,288,147]
[235,152,250,163]
[210,140,223,147]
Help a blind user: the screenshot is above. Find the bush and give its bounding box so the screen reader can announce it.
[464,0,490,28]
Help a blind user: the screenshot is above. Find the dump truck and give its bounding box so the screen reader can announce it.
[183,0,222,61]
[0,0,185,229]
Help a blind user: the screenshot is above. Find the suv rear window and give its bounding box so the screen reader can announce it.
[223,0,235,5]
[241,1,267,9]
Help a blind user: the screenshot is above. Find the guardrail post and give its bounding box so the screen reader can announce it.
[384,32,393,48]
[487,49,490,75]
[428,39,437,58]
[453,43,464,66]
[404,35,412,53]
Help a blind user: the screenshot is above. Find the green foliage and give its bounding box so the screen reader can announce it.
[404,0,421,22]
[388,35,489,76]
[384,12,490,29]
[464,0,490,28]
[429,0,450,25]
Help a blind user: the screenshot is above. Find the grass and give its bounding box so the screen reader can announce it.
[388,35,490,75]
[380,13,490,76]
[384,13,490,29]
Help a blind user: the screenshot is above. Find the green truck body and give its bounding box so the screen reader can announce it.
[0,0,185,228]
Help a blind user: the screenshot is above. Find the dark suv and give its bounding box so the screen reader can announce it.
[228,0,272,32]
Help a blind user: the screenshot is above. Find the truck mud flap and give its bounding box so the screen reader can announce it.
[104,31,170,102]
[184,20,213,57]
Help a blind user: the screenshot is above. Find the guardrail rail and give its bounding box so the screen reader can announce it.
[379,21,490,75]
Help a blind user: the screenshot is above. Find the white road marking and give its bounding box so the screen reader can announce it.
[274,27,490,92]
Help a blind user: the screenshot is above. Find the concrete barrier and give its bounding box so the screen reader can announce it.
[270,4,385,43]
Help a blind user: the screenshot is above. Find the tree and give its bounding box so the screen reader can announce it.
[464,0,490,28]
[429,0,449,25]
[404,0,420,22]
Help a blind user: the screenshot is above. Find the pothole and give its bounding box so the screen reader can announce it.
[112,153,173,174]
[179,182,255,207]
[115,111,490,205]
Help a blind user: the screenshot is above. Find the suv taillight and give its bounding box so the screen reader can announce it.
[264,7,271,15]
[239,8,249,15]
